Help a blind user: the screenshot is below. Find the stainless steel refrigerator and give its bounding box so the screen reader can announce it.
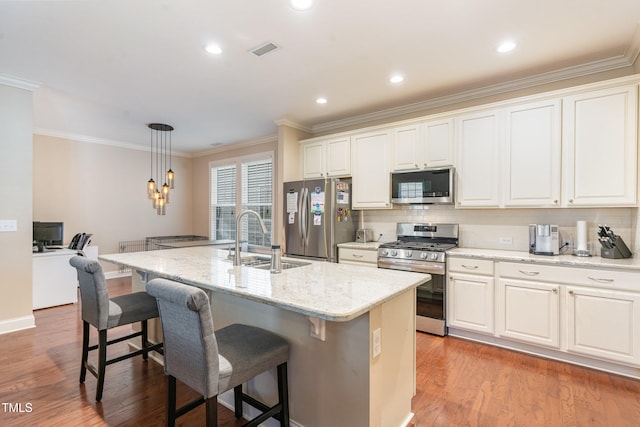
[283,178,358,262]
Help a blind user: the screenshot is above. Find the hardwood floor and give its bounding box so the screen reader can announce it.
[1,276,639,426]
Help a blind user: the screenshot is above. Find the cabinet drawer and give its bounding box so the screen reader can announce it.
[498,262,640,291]
[448,257,494,275]
[338,248,378,265]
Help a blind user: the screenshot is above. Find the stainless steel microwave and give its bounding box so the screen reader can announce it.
[391,167,454,205]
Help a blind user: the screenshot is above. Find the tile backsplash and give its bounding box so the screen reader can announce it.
[359,205,639,255]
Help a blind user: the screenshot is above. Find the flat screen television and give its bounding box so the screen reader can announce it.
[33,221,64,246]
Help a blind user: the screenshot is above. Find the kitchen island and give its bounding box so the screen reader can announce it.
[99,246,430,427]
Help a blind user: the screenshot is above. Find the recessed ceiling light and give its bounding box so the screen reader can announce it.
[497,40,516,53]
[390,74,404,84]
[205,43,223,55]
[290,0,313,11]
[316,97,327,104]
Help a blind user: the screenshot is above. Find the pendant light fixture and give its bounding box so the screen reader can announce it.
[146,123,175,215]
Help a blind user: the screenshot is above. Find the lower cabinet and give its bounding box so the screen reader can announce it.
[338,247,378,267]
[566,286,640,366]
[447,256,640,372]
[497,278,560,348]
[447,258,494,334]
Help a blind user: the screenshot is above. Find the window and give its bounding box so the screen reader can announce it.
[210,155,273,249]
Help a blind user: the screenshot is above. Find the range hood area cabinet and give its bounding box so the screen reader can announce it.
[392,118,455,171]
[456,83,638,208]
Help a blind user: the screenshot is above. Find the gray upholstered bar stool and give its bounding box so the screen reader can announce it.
[69,256,163,402]
[146,278,290,427]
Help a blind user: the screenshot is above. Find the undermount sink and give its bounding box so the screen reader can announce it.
[228,254,310,270]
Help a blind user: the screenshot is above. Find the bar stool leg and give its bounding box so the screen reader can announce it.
[205,395,218,427]
[96,329,107,402]
[167,376,177,427]
[277,363,290,427]
[234,385,243,418]
[141,320,149,360]
[79,321,90,383]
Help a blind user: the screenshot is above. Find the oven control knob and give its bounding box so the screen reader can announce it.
[405,250,413,258]
[420,252,428,259]
[390,250,398,257]
[381,249,388,256]
[429,253,438,261]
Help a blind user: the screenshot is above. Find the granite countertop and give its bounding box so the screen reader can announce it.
[99,246,429,322]
[449,247,640,271]
[155,239,235,249]
[337,241,384,250]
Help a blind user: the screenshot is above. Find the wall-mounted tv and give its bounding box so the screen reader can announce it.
[33,221,64,246]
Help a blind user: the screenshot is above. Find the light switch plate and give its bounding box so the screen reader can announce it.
[0,220,17,232]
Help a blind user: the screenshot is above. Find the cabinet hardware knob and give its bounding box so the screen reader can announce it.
[553,288,558,294]
[519,270,540,276]
[553,200,558,204]
[569,199,574,203]
[569,290,574,295]
[587,276,614,283]
[415,164,419,168]
[462,264,478,270]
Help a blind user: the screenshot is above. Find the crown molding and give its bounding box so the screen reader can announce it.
[311,51,638,134]
[273,118,312,133]
[0,73,40,91]
[34,128,191,157]
[193,134,278,158]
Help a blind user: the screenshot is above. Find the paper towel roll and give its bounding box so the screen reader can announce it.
[576,220,588,251]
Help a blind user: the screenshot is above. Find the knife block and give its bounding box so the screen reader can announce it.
[600,235,633,259]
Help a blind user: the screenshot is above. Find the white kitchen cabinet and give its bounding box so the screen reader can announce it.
[497,278,560,348]
[392,119,454,171]
[503,99,562,207]
[561,84,638,207]
[351,129,392,209]
[338,247,378,267]
[566,285,640,366]
[447,257,494,334]
[301,136,351,179]
[455,110,501,208]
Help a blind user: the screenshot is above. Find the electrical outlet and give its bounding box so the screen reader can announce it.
[499,236,513,245]
[0,220,17,232]
[372,328,381,358]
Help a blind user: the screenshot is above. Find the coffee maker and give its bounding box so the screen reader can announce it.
[529,224,560,255]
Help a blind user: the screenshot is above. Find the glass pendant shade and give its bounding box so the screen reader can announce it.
[152,189,161,209]
[162,183,170,204]
[167,169,175,189]
[147,179,156,199]
[157,195,166,215]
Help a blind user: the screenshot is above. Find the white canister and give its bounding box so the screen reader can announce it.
[576,220,588,252]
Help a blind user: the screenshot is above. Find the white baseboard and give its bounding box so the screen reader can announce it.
[0,314,35,335]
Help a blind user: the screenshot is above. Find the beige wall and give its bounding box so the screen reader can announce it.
[0,84,35,333]
[191,138,278,242]
[33,134,195,273]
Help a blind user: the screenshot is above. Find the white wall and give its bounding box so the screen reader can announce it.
[33,134,195,273]
[0,83,35,332]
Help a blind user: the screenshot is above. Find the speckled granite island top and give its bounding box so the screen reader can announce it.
[99,246,430,322]
[449,247,640,271]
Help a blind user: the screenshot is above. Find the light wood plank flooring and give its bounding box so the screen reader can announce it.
[0,276,639,426]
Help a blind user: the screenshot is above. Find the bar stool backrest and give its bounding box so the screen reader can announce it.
[69,256,110,331]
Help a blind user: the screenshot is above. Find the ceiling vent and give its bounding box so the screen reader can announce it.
[250,42,279,57]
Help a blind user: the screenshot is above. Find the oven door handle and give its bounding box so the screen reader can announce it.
[377,258,445,275]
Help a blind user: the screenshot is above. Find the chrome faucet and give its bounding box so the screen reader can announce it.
[234,210,269,266]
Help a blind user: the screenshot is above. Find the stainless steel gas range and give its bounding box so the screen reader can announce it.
[377,223,459,336]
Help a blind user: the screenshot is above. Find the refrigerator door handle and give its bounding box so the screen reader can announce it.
[303,187,310,248]
[299,187,306,247]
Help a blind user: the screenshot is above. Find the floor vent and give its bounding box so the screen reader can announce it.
[250,42,279,57]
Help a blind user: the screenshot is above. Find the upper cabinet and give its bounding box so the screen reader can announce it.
[561,85,638,207]
[301,136,351,179]
[455,110,501,208]
[503,99,562,207]
[352,129,392,209]
[392,119,454,171]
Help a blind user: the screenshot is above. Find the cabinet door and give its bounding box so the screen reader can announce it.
[455,110,501,207]
[302,141,326,179]
[566,286,640,366]
[562,85,638,206]
[422,118,454,168]
[352,130,392,209]
[503,100,561,207]
[448,273,494,334]
[497,279,560,348]
[326,137,351,177]
[392,125,421,171]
